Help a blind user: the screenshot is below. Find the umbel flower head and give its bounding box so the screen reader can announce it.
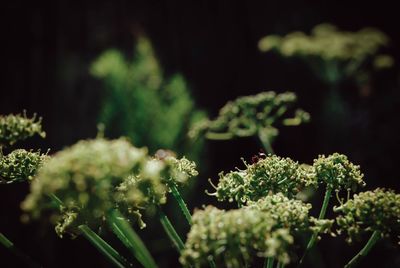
[335,188,400,243]
[180,205,293,268]
[247,193,312,232]
[0,112,46,148]
[211,155,316,204]
[259,24,389,61]
[0,149,49,184]
[313,153,365,192]
[189,91,309,141]
[258,24,392,84]
[21,138,197,237]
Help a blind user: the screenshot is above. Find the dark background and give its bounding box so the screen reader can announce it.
[1,1,400,267]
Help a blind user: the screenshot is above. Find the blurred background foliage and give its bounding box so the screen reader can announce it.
[90,36,205,161]
[1,1,400,267]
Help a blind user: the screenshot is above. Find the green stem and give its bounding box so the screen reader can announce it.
[264,257,274,268]
[78,225,131,268]
[299,186,332,265]
[48,195,130,267]
[48,193,63,208]
[257,131,275,155]
[107,209,157,268]
[158,209,185,252]
[209,259,217,268]
[276,262,285,268]
[0,232,41,268]
[170,184,192,225]
[205,132,234,140]
[344,231,381,268]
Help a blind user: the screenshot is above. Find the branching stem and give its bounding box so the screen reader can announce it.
[344,231,381,268]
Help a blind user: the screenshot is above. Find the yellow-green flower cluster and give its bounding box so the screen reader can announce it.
[259,23,390,63]
[21,138,198,237]
[313,153,365,192]
[0,149,49,184]
[247,193,313,232]
[163,156,199,186]
[181,194,332,267]
[189,91,309,141]
[180,206,293,267]
[249,193,333,236]
[335,188,400,243]
[0,112,46,147]
[213,155,316,204]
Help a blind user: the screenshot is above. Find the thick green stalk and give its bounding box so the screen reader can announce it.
[344,231,381,268]
[78,225,131,268]
[263,257,274,268]
[276,262,285,268]
[158,209,185,252]
[170,184,192,225]
[107,209,157,268]
[49,194,130,267]
[299,186,332,265]
[0,232,41,268]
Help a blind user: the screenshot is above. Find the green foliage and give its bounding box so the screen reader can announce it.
[259,23,392,85]
[335,188,400,243]
[313,153,365,192]
[21,138,198,237]
[90,37,205,159]
[211,155,316,204]
[0,149,49,184]
[180,205,293,267]
[0,112,45,148]
[190,91,309,145]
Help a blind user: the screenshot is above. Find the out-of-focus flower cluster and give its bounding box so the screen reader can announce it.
[212,155,316,204]
[259,23,390,64]
[0,149,49,184]
[189,91,309,142]
[335,188,400,243]
[258,24,392,84]
[21,138,198,237]
[0,112,46,147]
[313,153,365,192]
[181,194,332,267]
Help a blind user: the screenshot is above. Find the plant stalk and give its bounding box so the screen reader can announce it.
[170,184,192,225]
[257,130,275,155]
[49,194,130,267]
[263,257,274,268]
[158,209,185,252]
[299,186,332,265]
[0,232,41,268]
[107,209,157,268]
[344,231,381,268]
[78,225,131,268]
